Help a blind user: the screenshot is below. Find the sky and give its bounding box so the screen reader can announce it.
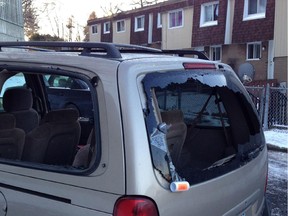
[34,0,136,39]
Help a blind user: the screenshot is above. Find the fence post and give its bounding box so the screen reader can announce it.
[259,87,265,124]
[263,84,270,130]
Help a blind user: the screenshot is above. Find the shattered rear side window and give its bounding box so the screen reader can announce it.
[142,70,265,184]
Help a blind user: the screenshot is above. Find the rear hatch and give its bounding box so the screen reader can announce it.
[134,61,268,215]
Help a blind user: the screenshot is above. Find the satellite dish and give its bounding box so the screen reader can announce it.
[238,63,255,84]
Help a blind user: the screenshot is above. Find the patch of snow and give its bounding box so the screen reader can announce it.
[264,129,288,149]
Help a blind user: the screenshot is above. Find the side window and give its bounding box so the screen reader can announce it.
[200,2,219,27]
[0,73,26,111]
[43,75,91,118]
[210,45,222,61]
[0,71,97,174]
[243,0,267,20]
[247,42,261,60]
[168,9,183,28]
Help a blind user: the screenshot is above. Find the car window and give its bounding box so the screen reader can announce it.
[141,70,264,185]
[0,72,26,111]
[42,74,93,118]
[0,70,98,175]
[156,89,229,127]
[44,75,88,89]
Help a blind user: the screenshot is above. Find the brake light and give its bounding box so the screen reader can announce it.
[183,62,216,69]
[113,196,159,216]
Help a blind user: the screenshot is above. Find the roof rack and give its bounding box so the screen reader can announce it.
[0,41,208,60]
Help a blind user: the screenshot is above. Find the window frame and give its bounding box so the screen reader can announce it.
[246,42,262,60]
[116,20,125,33]
[103,21,111,34]
[91,25,98,34]
[200,1,219,27]
[0,67,101,176]
[157,13,162,28]
[243,0,267,21]
[168,9,184,29]
[134,15,145,32]
[210,45,222,62]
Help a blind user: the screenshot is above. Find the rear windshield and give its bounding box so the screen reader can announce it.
[141,69,265,185]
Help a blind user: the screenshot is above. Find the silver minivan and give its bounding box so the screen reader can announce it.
[0,42,270,216]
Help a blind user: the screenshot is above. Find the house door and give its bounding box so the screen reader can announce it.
[268,40,275,79]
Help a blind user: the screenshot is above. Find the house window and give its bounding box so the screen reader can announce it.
[91,25,98,34]
[168,9,183,28]
[200,2,219,27]
[210,46,221,61]
[243,0,267,20]
[103,22,110,34]
[157,13,162,28]
[116,20,125,32]
[135,15,145,32]
[247,42,261,60]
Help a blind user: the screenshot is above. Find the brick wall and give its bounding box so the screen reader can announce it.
[130,12,149,45]
[192,0,227,47]
[232,0,275,43]
[222,42,269,81]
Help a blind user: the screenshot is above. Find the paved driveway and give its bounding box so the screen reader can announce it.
[267,150,287,216]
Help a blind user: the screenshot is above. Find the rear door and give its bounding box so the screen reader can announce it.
[119,59,268,216]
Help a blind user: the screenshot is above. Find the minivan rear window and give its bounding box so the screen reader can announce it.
[141,69,265,185]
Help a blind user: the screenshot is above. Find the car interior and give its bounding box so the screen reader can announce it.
[0,69,95,171]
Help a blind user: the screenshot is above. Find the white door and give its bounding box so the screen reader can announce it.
[267,40,275,79]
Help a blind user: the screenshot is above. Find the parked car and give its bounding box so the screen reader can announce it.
[43,74,93,118]
[0,42,270,216]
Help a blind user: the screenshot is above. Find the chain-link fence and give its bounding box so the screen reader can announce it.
[245,85,288,130]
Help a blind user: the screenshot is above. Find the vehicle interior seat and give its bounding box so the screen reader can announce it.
[0,113,25,160]
[72,128,95,169]
[3,87,39,133]
[161,110,187,168]
[22,109,81,165]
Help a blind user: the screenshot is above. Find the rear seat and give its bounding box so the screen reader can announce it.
[0,114,25,160]
[22,109,81,165]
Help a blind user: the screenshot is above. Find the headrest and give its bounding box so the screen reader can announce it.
[161,110,184,124]
[0,114,16,129]
[3,87,33,112]
[44,109,79,123]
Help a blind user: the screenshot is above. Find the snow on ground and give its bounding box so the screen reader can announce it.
[264,129,288,149]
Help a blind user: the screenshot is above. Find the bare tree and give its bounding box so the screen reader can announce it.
[131,0,161,8]
[22,0,39,39]
[66,16,75,42]
[101,2,123,16]
[41,2,59,37]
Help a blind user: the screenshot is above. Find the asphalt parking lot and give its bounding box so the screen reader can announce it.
[266,150,287,216]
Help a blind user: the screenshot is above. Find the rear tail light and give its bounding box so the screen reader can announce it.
[113,196,159,216]
[183,62,216,70]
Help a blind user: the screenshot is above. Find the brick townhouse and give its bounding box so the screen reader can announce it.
[87,0,287,86]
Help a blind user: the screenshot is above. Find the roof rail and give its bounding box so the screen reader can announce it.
[0,41,209,60]
[0,41,123,59]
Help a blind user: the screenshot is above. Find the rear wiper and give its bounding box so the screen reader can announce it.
[204,154,236,170]
[246,146,264,160]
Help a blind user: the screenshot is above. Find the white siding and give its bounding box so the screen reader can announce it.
[0,0,24,41]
